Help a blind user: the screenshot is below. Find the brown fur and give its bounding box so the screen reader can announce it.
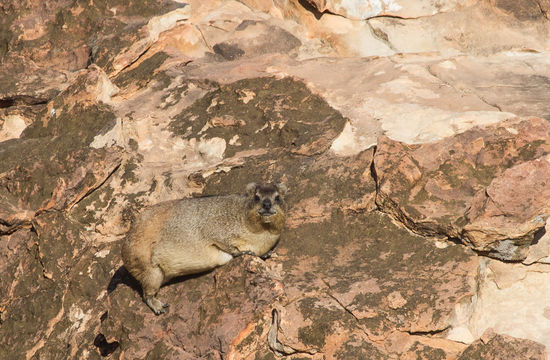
[121,182,286,314]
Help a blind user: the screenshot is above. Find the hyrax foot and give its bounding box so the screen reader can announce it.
[145,295,169,315]
[236,250,256,257]
[260,249,273,260]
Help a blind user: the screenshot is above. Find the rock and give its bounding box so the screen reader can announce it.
[458,328,547,360]
[523,218,550,265]
[375,116,550,260]
[451,259,550,353]
[0,66,122,234]
[0,114,27,142]
[428,54,550,120]
[2,0,550,358]
[302,0,473,20]
[491,0,550,20]
[109,7,191,76]
[0,0,184,101]
[463,156,550,260]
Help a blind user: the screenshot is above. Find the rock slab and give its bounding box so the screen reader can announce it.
[375,117,550,260]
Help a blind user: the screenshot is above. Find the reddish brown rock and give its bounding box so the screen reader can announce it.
[458,329,547,360]
[0,0,183,103]
[375,117,550,260]
[464,157,550,260]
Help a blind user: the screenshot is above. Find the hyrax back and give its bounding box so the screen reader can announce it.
[121,182,286,314]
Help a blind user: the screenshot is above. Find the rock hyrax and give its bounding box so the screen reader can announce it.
[122,182,287,314]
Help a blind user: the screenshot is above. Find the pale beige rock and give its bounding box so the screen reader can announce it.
[387,291,407,309]
[0,115,27,142]
[368,2,550,55]
[304,0,476,20]
[430,52,550,119]
[110,7,191,75]
[313,13,394,57]
[463,259,550,354]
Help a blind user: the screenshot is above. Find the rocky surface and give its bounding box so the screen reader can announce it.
[374,116,550,260]
[1,0,550,359]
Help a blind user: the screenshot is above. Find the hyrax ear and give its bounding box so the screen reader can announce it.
[277,183,287,196]
[246,182,257,196]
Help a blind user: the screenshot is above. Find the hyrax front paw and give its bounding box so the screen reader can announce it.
[145,296,169,315]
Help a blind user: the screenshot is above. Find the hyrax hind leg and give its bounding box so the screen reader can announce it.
[140,265,169,315]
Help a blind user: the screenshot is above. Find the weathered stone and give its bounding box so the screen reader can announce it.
[375,117,550,260]
[463,157,550,260]
[429,54,550,121]
[2,0,550,357]
[0,113,27,142]
[450,259,550,352]
[458,329,547,360]
[169,76,346,158]
[302,0,475,20]
[0,66,122,234]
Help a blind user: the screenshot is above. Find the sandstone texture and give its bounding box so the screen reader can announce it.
[1,0,550,359]
[375,116,550,261]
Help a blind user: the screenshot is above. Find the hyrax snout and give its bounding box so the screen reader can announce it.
[121,182,287,314]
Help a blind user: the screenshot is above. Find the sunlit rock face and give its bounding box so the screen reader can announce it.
[1,0,550,358]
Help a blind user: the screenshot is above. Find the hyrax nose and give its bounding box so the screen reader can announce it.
[262,198,272,210]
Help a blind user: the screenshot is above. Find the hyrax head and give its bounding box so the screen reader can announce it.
[246,182,287,224]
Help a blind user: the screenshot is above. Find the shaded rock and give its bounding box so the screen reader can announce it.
[107,7,191,76]
[375,116,550,260]
[100,255,284,359]
[0,0,184,102]
[0,228,67,359]
[169,76,346,158]
[458,329,547,360]
[0,66,122,234]
[0,55,72,106]
[492,0,550,20]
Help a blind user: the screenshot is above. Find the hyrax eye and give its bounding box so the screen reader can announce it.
[254,195,260,202]
[274,195,281,203]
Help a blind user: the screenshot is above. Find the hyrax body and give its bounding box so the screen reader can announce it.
[122,182,286,314]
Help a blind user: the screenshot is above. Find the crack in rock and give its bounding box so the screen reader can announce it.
[268,308,318,356]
